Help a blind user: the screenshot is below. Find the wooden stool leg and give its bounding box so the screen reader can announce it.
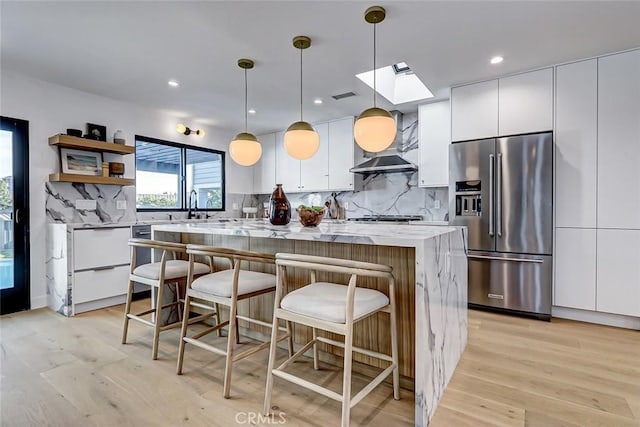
[389,278,400,400]
[215,303,222,337]
[121,279,135,344]
[223,298,238,398]
[287,321,294,358]
[312,327,319,370]
[263,311,281,416]
[152,281,165,360]
[176,293,191,375]
[175,282,183,323]
[341,324,354,427]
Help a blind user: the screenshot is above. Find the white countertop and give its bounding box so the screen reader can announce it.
[152,219,460,247]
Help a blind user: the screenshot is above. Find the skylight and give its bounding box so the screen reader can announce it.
[356,62,434,105]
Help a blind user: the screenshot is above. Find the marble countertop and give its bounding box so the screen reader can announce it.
[51,218,450,230]
[152,219,460,246]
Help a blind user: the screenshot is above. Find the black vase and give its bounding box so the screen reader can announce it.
[269,184,291,225]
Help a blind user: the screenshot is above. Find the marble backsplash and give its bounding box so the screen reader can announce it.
[255,178,448,221]
[46,182,137,223]
[45,182,249,223]
[253,111,449,221]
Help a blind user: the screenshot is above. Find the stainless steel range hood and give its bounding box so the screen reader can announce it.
[350,110,418,174]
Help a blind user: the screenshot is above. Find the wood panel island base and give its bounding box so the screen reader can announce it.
[152,220,468,426]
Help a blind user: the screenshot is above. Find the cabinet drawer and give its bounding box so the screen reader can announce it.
[74,265,130,304]
[74,227,130,270]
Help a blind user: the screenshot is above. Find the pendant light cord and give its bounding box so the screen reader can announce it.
[299,46,303,121]
[244,67,248,132]
[373,22,377,108]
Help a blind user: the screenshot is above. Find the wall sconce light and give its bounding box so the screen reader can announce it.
[176,123,205,138]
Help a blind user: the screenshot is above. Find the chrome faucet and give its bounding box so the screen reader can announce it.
[188,189,198,219]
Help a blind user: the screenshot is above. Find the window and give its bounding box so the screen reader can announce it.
[135,136,225,211]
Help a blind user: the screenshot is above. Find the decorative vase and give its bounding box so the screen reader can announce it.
[269,184,291,225]
[113,129,125,145]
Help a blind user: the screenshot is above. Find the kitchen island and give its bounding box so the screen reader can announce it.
[152,219,467,426]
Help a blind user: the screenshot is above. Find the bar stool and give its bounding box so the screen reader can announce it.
[263,253,399,427]
[176,244,293,398]
[122,239,211,359]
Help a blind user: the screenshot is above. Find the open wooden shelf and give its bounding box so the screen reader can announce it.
[49,134,135,155]
[49,173,135,186]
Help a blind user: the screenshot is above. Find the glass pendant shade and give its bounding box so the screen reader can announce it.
[354,107,396,152]
[284,121,319,160]
[229,132,262,166]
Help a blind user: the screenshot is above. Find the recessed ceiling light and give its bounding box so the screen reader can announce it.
[168,80,179,87]
[313,98,323,105]
[490,56,504,65]
[248,109,256,114]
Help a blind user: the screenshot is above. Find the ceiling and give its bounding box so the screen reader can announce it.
[2,1,640,136]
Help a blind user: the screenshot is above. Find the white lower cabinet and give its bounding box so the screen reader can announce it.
[74,227,130,270]
[596,229,640,317]
[554,228,596,310]
[72,226,131,314]
[74,265,130,304]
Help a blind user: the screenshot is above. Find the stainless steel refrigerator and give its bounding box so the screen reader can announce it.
[449,132,553,319]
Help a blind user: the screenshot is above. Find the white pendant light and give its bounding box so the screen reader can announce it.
[284,36,319,160]
[354,6,396,153]
[230,58,262,166]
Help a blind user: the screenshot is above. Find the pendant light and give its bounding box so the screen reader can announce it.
[354,6,396,153]
[284,36,319,160]
[229,58,262,166]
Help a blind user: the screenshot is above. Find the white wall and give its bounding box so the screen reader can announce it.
[0,70,252,308]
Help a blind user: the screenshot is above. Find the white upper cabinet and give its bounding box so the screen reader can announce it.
[597,50,640,229]
[555,60,598,228]
[270,118,354,193]
[554,228,596,310]
[418,101,450,187]
[252,132,277,194]
[451,80,498,141]
[498,68,553,136]
[451,68,553,142]
[275,130,301,193]
[328,117,355,191]
[596,229,640,317]
[300,122,329,192]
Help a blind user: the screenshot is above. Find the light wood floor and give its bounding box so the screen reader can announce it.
[1,301,638,427]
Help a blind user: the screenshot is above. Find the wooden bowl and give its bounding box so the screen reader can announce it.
[109,162,125,176]
[296,207,326,227]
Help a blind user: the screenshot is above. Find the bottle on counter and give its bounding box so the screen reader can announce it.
[269,184,291,225]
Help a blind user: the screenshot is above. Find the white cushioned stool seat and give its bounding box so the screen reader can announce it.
[280,282,389,323]
[133,260,210,280]
[191,269,276,297]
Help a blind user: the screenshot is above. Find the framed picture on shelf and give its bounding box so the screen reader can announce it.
[86,123,107,141]
[60,148,103,176]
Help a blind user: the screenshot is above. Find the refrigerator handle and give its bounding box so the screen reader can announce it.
[488,154,494,237]
[496,152,503,237]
